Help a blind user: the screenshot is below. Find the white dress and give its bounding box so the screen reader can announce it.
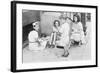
[71,22,86,44]
[28,30,46,51]
[57,22,70,46]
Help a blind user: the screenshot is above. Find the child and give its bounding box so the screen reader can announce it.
[49,20,61,48]
[28,21,46,51]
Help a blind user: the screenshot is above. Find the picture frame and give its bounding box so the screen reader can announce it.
[11,1,98,72]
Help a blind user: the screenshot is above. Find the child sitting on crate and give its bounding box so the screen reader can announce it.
[48,20,61,48]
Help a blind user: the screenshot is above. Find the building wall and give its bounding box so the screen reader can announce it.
[22,10,40,43]
[40,12,61,35]
[22,10,40,26]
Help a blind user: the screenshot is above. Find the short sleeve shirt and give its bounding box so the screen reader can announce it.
[28,30,38,42]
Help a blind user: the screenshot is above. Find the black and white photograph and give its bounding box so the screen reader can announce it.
[22,10,91,62]
[11,1,97,72]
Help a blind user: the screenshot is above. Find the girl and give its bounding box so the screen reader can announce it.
[49,20,61,48]
[71,14,86,45]
[28,21,46,51]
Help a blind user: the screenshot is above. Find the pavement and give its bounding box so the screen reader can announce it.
[23,39,91,63]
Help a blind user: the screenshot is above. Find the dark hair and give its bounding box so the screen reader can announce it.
[53,20,60,28]
[73,14,80,22]
[30,21,40,30]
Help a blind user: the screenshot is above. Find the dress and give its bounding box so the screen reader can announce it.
[57,22,70,46]
[28,30,46,51]
[71,22,86,44]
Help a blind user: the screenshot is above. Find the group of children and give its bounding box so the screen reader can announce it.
[28,14,86,57]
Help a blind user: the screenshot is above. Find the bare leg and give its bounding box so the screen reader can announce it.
[49,33,53,45]
[62,41,71,57]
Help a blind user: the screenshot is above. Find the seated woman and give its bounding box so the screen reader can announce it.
[49,20,61,48]
[71,14,86,45]
[28,21,47,51]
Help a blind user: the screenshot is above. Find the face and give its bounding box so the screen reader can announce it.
[74,16,78,22]
[55,21,59,27]
[67,18,71,24]
[61,19,66,24]
[32,22,39,31]
[34,24,39,31]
